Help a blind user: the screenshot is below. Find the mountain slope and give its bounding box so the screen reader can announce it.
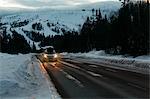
[0,1,121,49]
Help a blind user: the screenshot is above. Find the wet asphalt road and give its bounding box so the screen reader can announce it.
[37,56,149,99]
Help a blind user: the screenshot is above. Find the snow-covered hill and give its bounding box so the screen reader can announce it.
[0,1,121,49]
[0,10,92,49]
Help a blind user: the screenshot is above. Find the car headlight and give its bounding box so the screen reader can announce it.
[53,54,58,58]
[44,54,47,58]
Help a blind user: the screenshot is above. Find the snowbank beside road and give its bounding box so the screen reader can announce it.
[0,53,60,99]
[62,50,150,61]
[61,50,150,74]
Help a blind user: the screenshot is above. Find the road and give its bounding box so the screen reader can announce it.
[37,56,149,99]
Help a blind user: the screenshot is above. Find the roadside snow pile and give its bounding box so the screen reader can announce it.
[61,50,122,59]
[61,50,150,74]
[0,53,60,99]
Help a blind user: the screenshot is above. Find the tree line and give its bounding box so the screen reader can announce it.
[1,29,31,54]
[41,0,149,56]
[0,0,149,56]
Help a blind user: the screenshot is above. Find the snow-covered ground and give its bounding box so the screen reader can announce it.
[0,53,60,99]
[61,50,150,74]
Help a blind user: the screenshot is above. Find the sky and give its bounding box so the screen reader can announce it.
[0,0,118,9]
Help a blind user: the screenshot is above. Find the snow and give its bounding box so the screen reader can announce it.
[61,50,150,74]
[14,28,40,49]
[0,10,92,48]
[0,2,120,49]
[1,10,92,35]
[41,46,54,49]
[0,53,61,99]
[61,50,150,61]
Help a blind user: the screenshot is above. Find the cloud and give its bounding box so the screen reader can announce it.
[0,0,117,9]
[0,0,35,9]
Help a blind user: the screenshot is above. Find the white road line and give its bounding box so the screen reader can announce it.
[59,69,84,87]
[59,61,80,69]
[66,75,84,87]
[60,61,104,78]
[87,71,103,77]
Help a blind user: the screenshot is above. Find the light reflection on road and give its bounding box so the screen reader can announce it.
[43,61,61,69]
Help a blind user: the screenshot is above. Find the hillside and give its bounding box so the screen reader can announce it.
[0,1,121,49]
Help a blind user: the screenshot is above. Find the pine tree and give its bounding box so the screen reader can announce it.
[119,0,130,6]
[92,8,95,16]
[32,42,36,52]
[98,8,102,19]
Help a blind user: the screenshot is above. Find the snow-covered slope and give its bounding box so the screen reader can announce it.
[1,10,84,36]
[0,1,121,48]
[0,10,92,48]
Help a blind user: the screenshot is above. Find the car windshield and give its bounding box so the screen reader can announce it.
[46,48,55,54]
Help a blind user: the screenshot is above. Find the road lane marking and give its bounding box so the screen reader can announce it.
[127,83,146,91]
[59,69,84,87]
[59,61,80,69]
[60,60,137,98]
[87,71,103,77]
[66,75,84,87]
[60,61,105,78]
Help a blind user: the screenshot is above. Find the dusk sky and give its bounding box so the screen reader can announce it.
[0,0,118,9]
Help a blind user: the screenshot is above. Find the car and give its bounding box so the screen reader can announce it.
[41,46,58,62]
